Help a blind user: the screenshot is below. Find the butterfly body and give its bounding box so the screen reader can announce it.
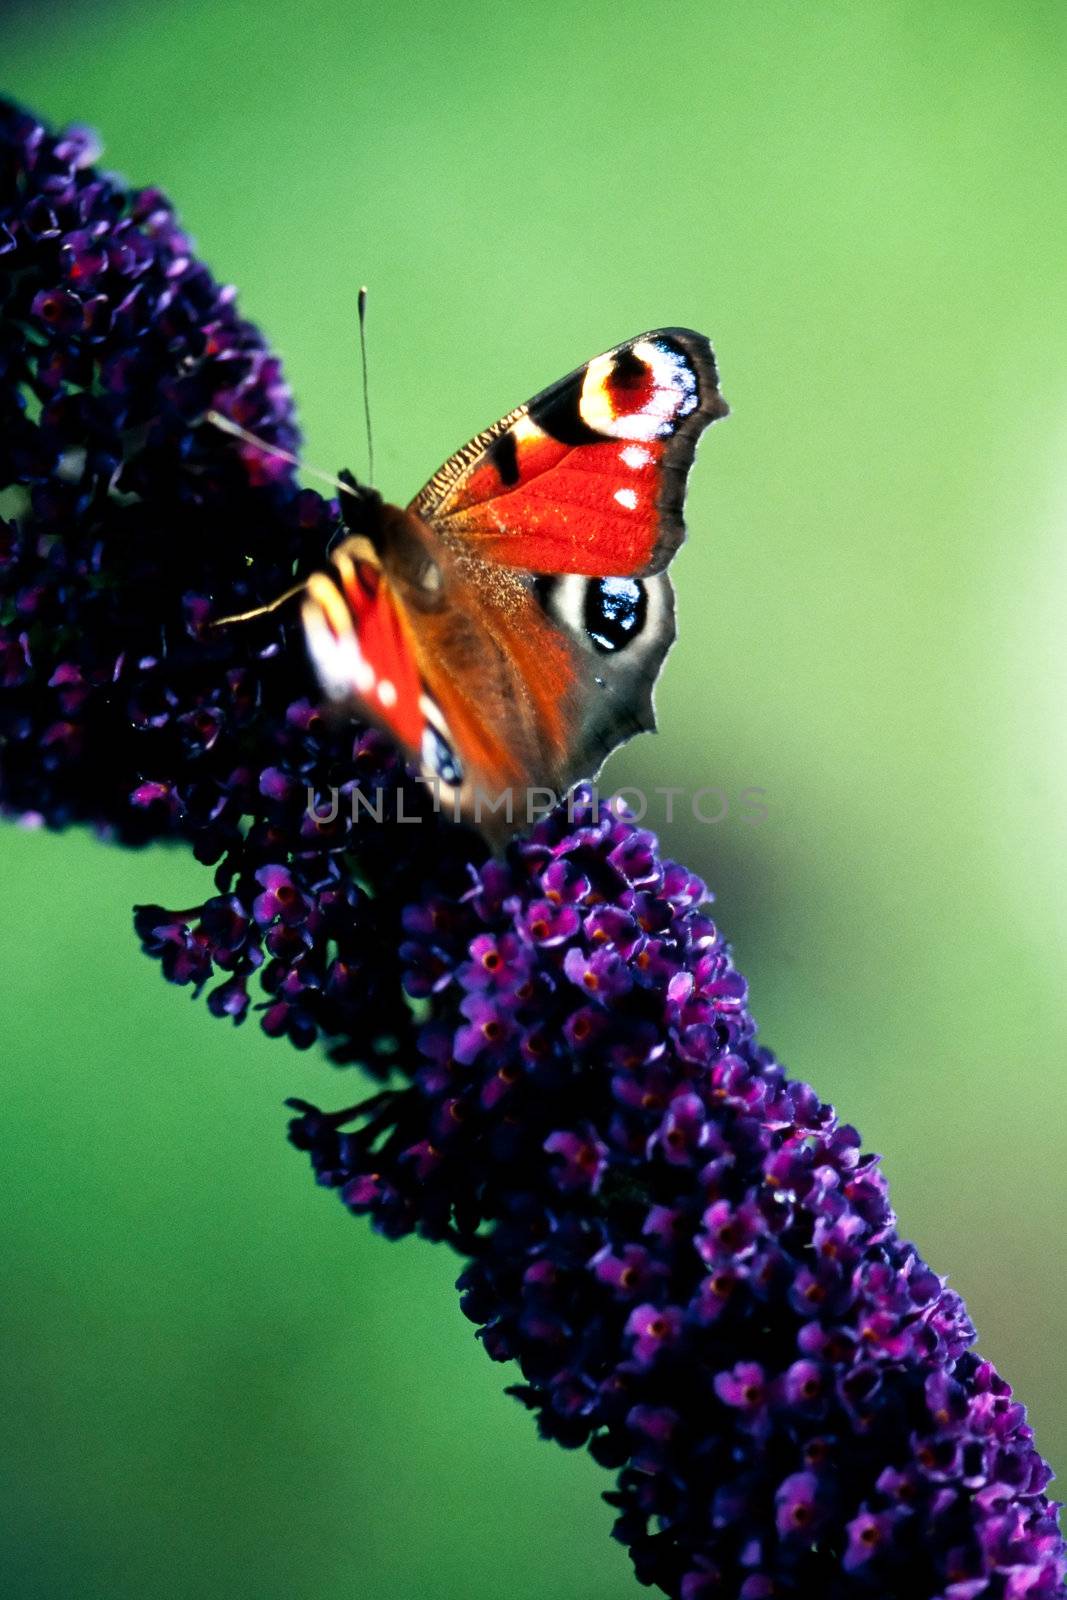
[297,328,728,838]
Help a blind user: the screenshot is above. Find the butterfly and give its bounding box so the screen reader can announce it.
[223,330,727,840]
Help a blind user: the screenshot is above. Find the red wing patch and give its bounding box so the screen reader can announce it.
[409,329,728,579]
[301,541,425,753]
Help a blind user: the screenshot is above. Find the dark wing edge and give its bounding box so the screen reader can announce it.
[639,327,729,575]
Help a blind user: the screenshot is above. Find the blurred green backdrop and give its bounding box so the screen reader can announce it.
[2,3,1065,1596]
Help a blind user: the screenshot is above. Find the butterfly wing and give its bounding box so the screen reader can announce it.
[409,328,727,578]
[301,539,425,751]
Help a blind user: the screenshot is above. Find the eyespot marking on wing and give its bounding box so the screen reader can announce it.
[577,338,698,442]
[419,693,465,788]
[536,575,651,657]
[584,577,647,654]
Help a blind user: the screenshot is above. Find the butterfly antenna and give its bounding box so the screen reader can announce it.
[207,583,308,628]
[204,410,363,504]
[357,285,375,487]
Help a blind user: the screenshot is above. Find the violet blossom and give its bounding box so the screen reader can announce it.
[1,99,1063,1599]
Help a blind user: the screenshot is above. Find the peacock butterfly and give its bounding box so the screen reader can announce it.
[218,329,727,839]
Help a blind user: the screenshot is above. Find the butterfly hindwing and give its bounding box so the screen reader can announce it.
[400,561,677,833]
[530,568,677,774]
[409,328,727,578]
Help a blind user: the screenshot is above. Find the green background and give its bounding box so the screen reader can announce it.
[2,3,1065,1596]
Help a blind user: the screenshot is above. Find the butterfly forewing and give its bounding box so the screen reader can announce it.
[409,329,727,578]
[301,540,424,751]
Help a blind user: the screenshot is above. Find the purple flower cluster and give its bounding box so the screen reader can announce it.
[0,95,470,1060]
[2,101,1063,1598]
[292,798,1064,1597]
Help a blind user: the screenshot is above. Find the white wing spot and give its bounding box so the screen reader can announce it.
[353,655,375,695]
[621,444,651,469]
[614,487,638,510]
[378,678,397,708]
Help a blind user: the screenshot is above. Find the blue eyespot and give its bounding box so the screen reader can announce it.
[584,577,646,653]
[422,722,464,787]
